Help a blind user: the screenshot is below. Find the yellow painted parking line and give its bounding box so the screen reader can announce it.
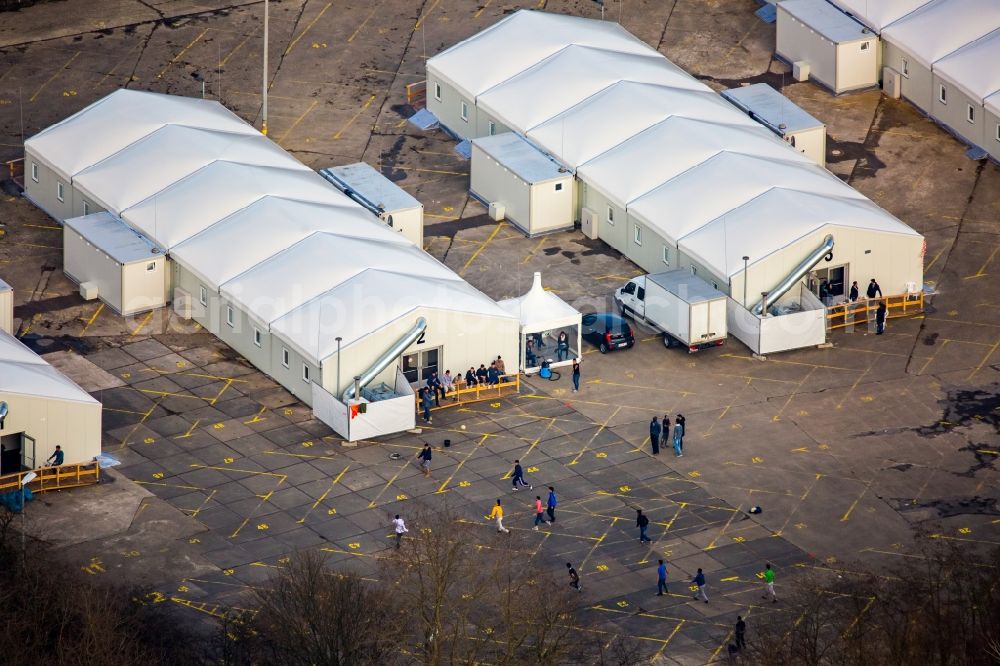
[591,603,729,628]
[278,98,318,146]
[435,433,490,494]
[185,489,217,518]
[298,465,349,523]
[175,419,201,439]
[703,503,742,551]
[24,223,61,230]
[285,2,333,55]
[460,221,503,275]
[347,3,379,42]
[220,29,258,67]
[390,165,469,176]
[333,94,376,139]
[414,0,441,30]
[840,477,875,522]
[474,0,492,18]
[967,336,1000,380]
[130,311,154,337]
[156,28,209,79]
[567,405,621,466]
[30,51,80,102]
[80,302,104,335]
[367,458,411,508]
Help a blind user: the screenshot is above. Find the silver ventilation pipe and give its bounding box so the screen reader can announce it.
[752,234,834,316]
[341,317,427,403]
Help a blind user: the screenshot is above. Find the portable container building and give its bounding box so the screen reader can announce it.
[319,162,425,247]
[722,83,827,166]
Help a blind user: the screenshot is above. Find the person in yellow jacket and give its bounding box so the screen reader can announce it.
[490,499,510,533]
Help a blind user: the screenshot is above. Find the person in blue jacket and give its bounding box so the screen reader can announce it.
[546,486,557,523]
[692,568,708,603]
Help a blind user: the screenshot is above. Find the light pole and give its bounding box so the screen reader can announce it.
[335,336,342,398]
[742,256,750,309]
[261,0,269,135]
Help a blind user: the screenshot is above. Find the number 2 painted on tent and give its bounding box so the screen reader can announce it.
[416,331,426,345]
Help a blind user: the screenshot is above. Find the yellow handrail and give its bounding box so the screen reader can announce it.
[0,461,101,495]
[416,375,521,412]
[826,291,924,331]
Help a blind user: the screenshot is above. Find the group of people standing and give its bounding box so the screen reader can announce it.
[525,330,571,367]
[417,356,511,422]
[649,414,685,457]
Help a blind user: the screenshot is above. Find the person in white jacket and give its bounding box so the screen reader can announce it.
[392,514,408,549]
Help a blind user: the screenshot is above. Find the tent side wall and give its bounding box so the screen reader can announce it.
[776,6,839,92]
[425,69,478,140]
[173,263,221,335]
[63,224,124,313]
[986,107,1000,162]
[624,213,678,280]
[23,150,73,223]
[931,76,986,150]
[0,392,101,468]
[580,181,628,254]
[470,143,532,229]
[475,111,511,140]
[882,40,933,111]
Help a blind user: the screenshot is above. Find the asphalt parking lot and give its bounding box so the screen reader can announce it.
[2,0,999,663]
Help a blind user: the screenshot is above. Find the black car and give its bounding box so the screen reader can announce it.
[581,312,635,353]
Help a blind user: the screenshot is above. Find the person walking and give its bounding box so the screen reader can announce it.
[511,459,532,491]
[673,414,685,457]
[636,509,651,543]
[657,559,668,596]
[46,445,64,466]
[546,486,557,523]
[533,495,549,530]
[417,444,433,478]
[649,416,661,455]
[692,568,708,603]
[660,415,671,452]
[420,387,434,423]
[490,499,510,533]
[876,300,887,335]
[557,331,569,362]
[866,278,882,299]
[566,562,581,592]
[849,281,859,302]
[571,359,581,392]
[392,514,408,549]
[762,562,777,602]
[734,615,747,651]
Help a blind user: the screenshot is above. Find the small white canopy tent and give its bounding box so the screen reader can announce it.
[498,272,581,373]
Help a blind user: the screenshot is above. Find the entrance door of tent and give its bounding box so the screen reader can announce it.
[0,433,22,475]
[402,347,441,386]
[812,265,846,302]
[22,434,35,470]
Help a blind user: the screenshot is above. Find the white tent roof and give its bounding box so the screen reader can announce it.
[272,271,514,363]
[881,0,1000,69]
[578,117,811,208]
[527,82,758,170]
[221,232,461,325]
[74,125,305,216]
[121,162,353,250]
[629,152,863,245]
[497,272,580,333]
[986,90,1000,116]
[933,29,1000,101]
[829,0,932,32]
[0,330,100,404]
[170,196,407,291]
[477,45,707,132]
[25,89,255,181]
[681,189,921,278]
[427,10,657,99]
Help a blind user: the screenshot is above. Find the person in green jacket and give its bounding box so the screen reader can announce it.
[762,562,777,602]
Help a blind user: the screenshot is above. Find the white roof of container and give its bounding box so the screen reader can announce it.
[579,117,812,208]
[527,82,758,170]
[321,163,421,213]
[681,189,920,278]
[881,0,1000,69]
[121,163,354,250]
[778,0,872,43]
[171,196,406,291]
[0,330,100,404]
[472,133,567,184]
[74,125,305,216]
[477,44,707,132]
[629,152,860,245]
[933,29,1000,101]
[24,89,255,181]
[221,232,461,325]
[647,270,727,304]
[721,83,824,133]
[829,0,932,32]
[428,10,657,99]
[65,212,163,264]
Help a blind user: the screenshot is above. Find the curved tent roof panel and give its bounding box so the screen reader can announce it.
[428,9,656,99]
[986,90,1000,116]
[880,0,1000,69]
[170,196,408,291]
[121,163,354,250]
[829,0,932,32]
[477,45,708,132]
[0,330,100,404]
[680,189,921,278]
[628,152,862,246]
[74,125,304,216]
[578,117,810,208]
[933,28,1000,101]
[527,82,759,170]
[25,89,255,180]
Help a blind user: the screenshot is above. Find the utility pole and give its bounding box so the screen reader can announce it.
[262,0,269,135]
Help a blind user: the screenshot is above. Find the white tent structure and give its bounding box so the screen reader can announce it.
[0,330,101,472]
[497,273,581,373]
[427,10,923,354]
[24,89,519,441]
[828,0,931,32]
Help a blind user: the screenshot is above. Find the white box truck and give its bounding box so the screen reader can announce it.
[615,270,728,352]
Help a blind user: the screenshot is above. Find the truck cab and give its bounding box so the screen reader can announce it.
[615,276,647,318]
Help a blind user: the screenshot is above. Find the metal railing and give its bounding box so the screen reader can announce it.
[826,291,924,331]
[5,157,24,188]
[0,461,101,495]
[417,375,521,413]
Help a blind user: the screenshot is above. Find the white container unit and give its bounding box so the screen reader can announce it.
[721,83,827,166]
[0,277,12,335]
[319,162,425,247]
[615,270,728,352]
[63,212,167,316]
[470,132,574,237]
[777,0,878,94]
